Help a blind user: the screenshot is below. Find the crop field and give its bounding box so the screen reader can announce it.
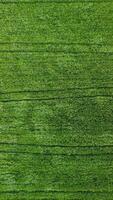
[0,1,113,199]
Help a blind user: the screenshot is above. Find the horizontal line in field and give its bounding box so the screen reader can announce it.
[1,86,113,95]
[0,174,111,182]
[0,94,113,103]
[0,190,112,194]
[0,1,111,4]
[0,42,112,46]
[1,129,112,136]
[0,50,112,54]
[0,150,113,156]
[0,142,113,148]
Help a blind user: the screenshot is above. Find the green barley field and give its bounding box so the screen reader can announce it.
[0,1,113,199]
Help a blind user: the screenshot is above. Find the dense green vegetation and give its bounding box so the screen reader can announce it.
[0,1,113,199]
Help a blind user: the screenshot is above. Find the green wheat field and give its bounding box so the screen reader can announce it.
[0,0,113,199]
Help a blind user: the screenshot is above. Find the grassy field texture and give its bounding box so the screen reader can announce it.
[0,1,113,200]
